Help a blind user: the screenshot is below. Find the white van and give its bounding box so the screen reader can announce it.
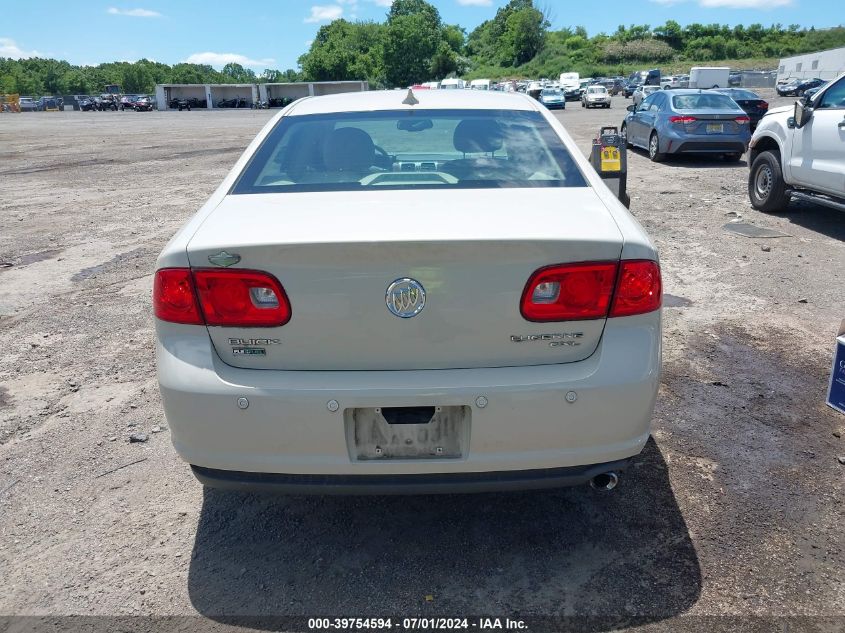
[470,79,492,91]
[440,78,466,90]
[689,67,730,89]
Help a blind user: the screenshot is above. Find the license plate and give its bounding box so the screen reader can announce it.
[347,406,469,460]
[706,123,724,134]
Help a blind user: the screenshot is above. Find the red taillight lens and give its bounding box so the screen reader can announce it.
[669,115,697,124]
[153,268,203,324]
[521,262,618,322]
[734,115,750,124]
[760,101,769,110]
[193,269,290,327]
[609,260,662,318]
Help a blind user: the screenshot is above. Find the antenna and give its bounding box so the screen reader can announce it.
[402,89,419,106]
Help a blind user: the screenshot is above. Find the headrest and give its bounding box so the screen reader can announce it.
[453,119,503,154]
[324,127,375,172]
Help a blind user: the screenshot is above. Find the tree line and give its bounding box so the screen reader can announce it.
[2,0,844,96]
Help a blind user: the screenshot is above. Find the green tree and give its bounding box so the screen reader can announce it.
[383,0,442,86]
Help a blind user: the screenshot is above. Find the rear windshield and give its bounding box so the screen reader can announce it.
[727,89,760,100]
[232,109,587,194]
[672,94,739,110]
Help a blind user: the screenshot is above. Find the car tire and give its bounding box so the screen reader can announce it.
[797,89,805,97]
[620,124,630,148]
[748,150,790,213]
[648,132,665,162]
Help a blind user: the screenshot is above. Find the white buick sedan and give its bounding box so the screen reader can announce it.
[154,89,661,494]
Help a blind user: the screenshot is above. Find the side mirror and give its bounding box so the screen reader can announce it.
[627,104,636,112]
[794,100,812,128]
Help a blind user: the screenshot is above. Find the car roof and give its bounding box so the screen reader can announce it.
[286,89,541,116]
[667,89,731,95]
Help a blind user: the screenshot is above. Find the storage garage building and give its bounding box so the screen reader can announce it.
[258,81,368,106]
[777,46,845,82]
[154,84,259,109]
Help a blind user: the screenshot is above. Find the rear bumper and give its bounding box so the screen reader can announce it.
[660,130,749,155]
[156,312,660,490]
[192,458,632,494]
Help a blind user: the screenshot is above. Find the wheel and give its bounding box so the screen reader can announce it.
[620,124,629,148]
[797,89,805,97]
[648,132,665,162]
[748,150,790,212]
[581,101,585,108]
[605,103,611,108]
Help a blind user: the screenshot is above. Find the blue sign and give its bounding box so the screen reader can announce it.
[827,338,845,415]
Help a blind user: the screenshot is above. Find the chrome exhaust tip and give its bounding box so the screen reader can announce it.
[590,472,619,491]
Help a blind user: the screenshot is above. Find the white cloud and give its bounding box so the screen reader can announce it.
[699,0,791,6]
[184,52,277,69]
[0,37,41,58]
[304,5,344,22]
[456,0,492,5]
[369,0,392,6]
[107,7,162,17]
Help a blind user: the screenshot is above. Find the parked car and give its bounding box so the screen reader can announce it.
[539,88,565,109]
[132,96,154,111]
[622,89,751,162]
[153,89,662,494]
[804,81,829,101]
[36,96,60,112]
[728,72,742,87]
[776,77,824,97]
[19,97,37,112]
[661,76,679,90]
[95,95,119,111]
[632,85,660,107]
[748,72,845,213]
[78,96,97,111]
[581,85,611,109]
[622,82,638,98]
[119,95,138,110]
[169,97,191,111]
[712,88,769,130]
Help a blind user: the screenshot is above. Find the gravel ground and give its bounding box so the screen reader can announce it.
[0,92,843,632]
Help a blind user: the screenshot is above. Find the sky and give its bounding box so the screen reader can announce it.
[1,0,841,70]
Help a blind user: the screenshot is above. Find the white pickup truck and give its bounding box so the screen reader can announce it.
[748,72,845,213]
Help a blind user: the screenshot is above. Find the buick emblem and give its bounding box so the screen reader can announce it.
[207,251,241,267]
[386,278,426,318]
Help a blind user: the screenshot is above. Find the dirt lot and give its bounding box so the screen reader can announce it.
[1,93,843,631]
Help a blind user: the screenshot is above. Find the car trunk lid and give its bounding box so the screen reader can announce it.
[186,188,624,370]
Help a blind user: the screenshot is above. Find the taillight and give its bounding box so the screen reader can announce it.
[193,269,290,327]
[153,268,291,327]
[609,260,662,318]
[760,101,769,110]
[521,262,618,322]
[521,260,661,322]
[669,115,697,124]
[153,268,203,325]
[734,115,750,124]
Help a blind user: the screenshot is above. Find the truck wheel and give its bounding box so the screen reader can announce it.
[748,150,790,213]
[648,132,665,162]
